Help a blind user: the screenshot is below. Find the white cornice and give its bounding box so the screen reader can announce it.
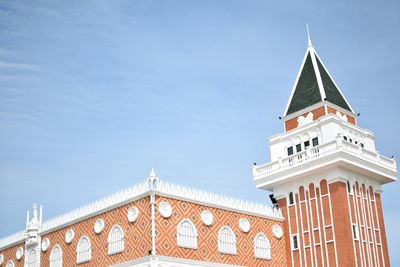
[254,143,397,192]
[270,113,373,145]
[0,180,283,250]
[282,101,356,123]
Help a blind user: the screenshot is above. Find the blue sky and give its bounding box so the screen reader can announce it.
[0,0,399,264]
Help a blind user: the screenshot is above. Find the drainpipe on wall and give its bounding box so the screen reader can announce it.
[147,168,159,257]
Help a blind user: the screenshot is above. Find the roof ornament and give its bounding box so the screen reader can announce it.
[147,168,159,189]
[306,24,313,47]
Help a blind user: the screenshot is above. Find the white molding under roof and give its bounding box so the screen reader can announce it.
[282,100,356,123]
[0,179,283,250]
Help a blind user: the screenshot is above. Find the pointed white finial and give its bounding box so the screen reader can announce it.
[32,203,38,219]
[147,168,159,189]
[306,24,312,47]
[149,168,157,178]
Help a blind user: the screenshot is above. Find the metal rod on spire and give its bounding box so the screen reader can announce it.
[306,24,312,47]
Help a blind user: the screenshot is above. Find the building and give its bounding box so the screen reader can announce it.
[0,33,397,267]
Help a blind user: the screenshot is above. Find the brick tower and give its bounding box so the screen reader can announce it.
[253,31,397,267]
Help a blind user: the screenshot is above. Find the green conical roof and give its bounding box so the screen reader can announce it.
[284,42,353,116]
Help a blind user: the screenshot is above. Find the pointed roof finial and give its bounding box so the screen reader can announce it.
[32,203,38,219]
[306,24,312,47]
[147,168,159,189]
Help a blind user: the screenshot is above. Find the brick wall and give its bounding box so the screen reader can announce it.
[155,196,287,266]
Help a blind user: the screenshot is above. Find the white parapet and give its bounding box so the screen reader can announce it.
[253,134,397,191]
[0,177,283,250]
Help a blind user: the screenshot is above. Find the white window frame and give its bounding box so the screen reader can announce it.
[352,224,359,241]
[6,260,14,267]
[218,226,236,255]
[254,232,271,260]
[76,236,91,264]
[177,219,198,249]
[288,192,295,206]
[291,234,299,251]
[347,181,353,195]
[50,245,63,267]
[108,224,124,255]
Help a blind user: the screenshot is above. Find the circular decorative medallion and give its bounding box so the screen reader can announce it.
[200,210,213,226]
[127,207,139,222]
[0,254,4,264]
[272,224,283,238]
[159,201,172,218]
[65,229,75,244]
[41,238,50,251]
[94,219,105,234]
[16,247,24,260]
[239,218,251,233]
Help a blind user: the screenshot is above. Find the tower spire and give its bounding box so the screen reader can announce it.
[306,24,312,47]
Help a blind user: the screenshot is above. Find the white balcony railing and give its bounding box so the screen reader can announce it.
[253,136,397,179]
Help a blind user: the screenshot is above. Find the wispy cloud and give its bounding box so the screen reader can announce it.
[0,60,39,71]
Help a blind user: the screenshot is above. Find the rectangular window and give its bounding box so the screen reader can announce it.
[304,140,310,149]
[352,224,359,240]
[347,181,353,194]
[287,146,293,156]
[360,143,364,148]
[296,144,302,153]
[343,136,348,141]
[291,234,299,250]
[288,192,294,205]
[312,137,319,147]
[349,138,353,143]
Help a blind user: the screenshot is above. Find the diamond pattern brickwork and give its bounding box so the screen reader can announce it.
[155,196,287,266]
[39,197,151,267]
[0,243,25,267]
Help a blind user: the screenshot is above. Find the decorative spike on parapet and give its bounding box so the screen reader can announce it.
[147,168,159,189]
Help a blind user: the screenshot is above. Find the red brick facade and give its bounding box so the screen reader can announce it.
[155,196,287,266]
[0,195,286,267]
[278,180,390,267]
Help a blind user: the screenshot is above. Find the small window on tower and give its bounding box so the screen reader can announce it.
[347,181,353,194]
[291,234,299,250]
[360,143,364,148]
[296,144,302,153]
[349,138,353,143]
[288,192,294,205]
[304,140,310,149]
[352,224,359,241]
[312,137,319,147]
[287,147,294,156]
[343,136,348,141]
[355,141,358,145]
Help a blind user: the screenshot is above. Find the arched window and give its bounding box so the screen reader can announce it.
[108,225,124,255]
[218,226,236,254]
[76,236,91,263]
[26,249,38,267]
[177,219,197,249]
[50,245,62,267]
[254,233,271,259]
[6,260,14,267]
